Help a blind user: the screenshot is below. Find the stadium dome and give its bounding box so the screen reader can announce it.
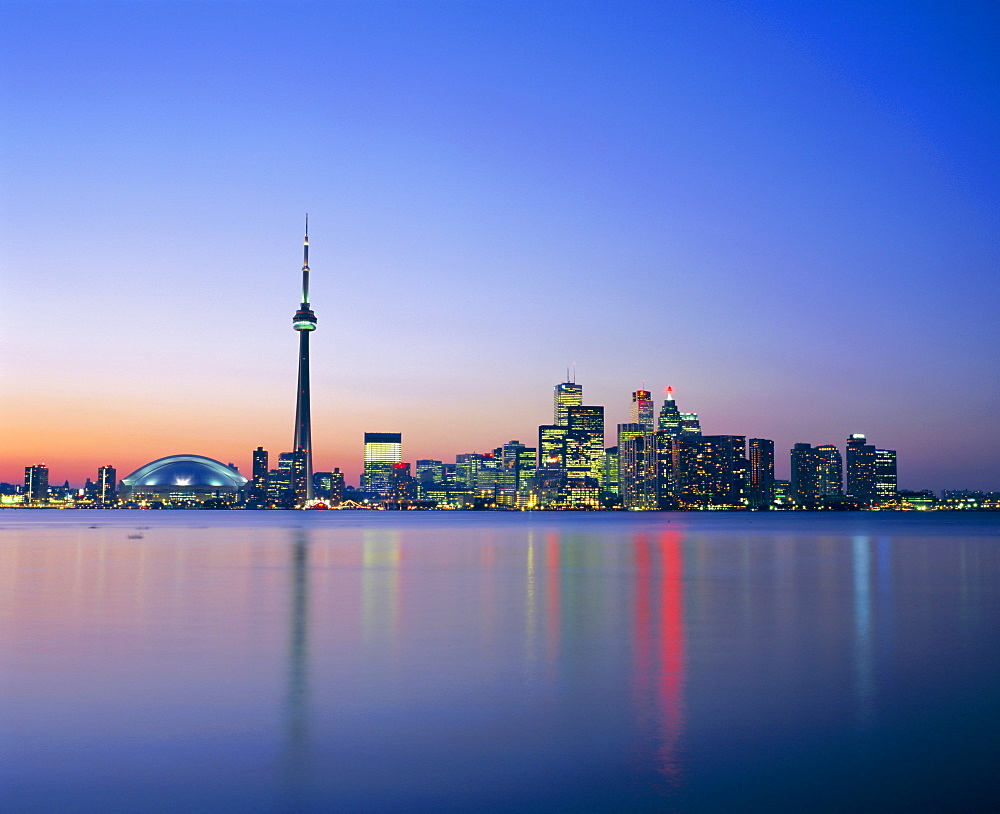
[119,454,248,503]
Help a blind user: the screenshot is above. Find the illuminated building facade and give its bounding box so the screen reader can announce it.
[363,432,402,495]
[618,423,656,508]
[291,216,317,503]
[631,389,654,432]
[790,443,842,503]
[278,450,308,503]
[846,434,877,506]
[657,387,683,436]
[566,405,605,485]
[680,413,702,438]
[814,444,843,496]
[554,381,583,426]
[24,464,48,503]
[251,446,268,500]
[747,438,775,509]
[673,435,748,509]
[874,448,897,504]
[97,465,116,505]
[538,425,568,470]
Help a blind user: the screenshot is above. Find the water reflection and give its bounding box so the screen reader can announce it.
[284,527,310,806]
[852,535,874,728]
[632,529,686,784]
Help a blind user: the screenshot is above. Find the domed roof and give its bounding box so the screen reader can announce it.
[121,454,248,489]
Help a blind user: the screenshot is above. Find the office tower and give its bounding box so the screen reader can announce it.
[874,449,897,504]
[329,468,345,504]
[680,413,702,438]
[657,387,683,436]
[83,478,98,500]
[846,434,877,506]
[455,452,486,490]
[652,431,677,509]
[98,465,117,505]
[291,216,318,502]
[497,441,536,491]
[747,439,775,509]
[416,460,445,487]
[814,444,843,496]
[631,389,654,432]
[387,463,416,502]
[603,446,620,497]
[363,432,402,495]
[24,464,48,503]
[566,405,605,484]
[538,425,568,470]
[278,450,308,503]
[554,380,583,426]
[790,443,819,503]
[312,471,332,499]
[266,468,292,505]
[618,423,654,508]
[251,447,268,499]
[673,435,748,509]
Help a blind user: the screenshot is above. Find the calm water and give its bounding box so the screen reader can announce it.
[2,511,998,812]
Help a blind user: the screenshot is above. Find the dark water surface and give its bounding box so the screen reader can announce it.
[2,511,998,812]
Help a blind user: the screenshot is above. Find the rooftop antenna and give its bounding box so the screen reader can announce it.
[572,363,576,384]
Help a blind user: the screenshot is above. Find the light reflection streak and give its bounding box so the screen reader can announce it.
[546,532,561,671]
[633,529,686,784]
[283,527,310,808]
[524,532,537,684]
[852,535,874,728]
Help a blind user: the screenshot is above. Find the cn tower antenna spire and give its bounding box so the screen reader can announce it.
[302,213,310,305]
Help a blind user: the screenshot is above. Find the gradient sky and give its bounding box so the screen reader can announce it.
[2,0,998,491]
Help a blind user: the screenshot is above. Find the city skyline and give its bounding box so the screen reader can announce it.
[2,2,998,491]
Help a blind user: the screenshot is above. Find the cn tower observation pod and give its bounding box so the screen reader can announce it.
[119,454,249,504]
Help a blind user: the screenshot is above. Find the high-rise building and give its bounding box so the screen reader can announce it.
[251,447,268,499]
[278,450,308,503]
[553,380,583,427]
[631,389,654,432]
[790,443,821,503]
[387,463,417,502]
[674,436,748,509]
[747,439,775,509]
[846,434,877,506]
[291,217,318,503]
[98,465,117,505]
[329,468,345,504]
[814,444,843,496]
[24,464,48,503]
[538,425,568,470]
[603,446,620,497]
[874,449,897,505]
[566,405,605,485]
[680,413,702,438]
[312,471,333,499]
[657,387,683,436]
[363,432,402,495]
[497,441,536,491]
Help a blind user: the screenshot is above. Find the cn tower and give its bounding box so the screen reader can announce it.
[292,215,317,502]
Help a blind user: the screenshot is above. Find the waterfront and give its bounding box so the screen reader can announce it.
[2,511,998,811]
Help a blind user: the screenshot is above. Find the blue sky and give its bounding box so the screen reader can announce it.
[1,0,998,489]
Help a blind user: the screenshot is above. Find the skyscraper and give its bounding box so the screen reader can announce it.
[631,389,654,432]
[657,387,683,436]
[747,439,775,509]
[673,435,748,509]
[363,432,402,495]
[292,216,317,503]
[24,464,48,504]
[97,465,117,505]
[554,380,583,426]
[566,405,605,485]
[814,444,843,496]
[846,434,877,506]
[874,448,897,505]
